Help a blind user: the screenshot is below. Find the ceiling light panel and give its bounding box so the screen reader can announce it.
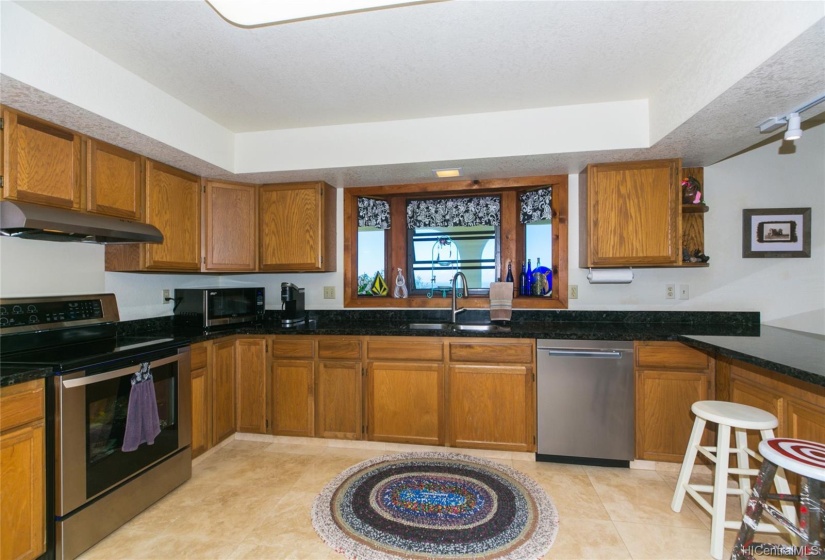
[433,168,462,178]
[206,0,437,27]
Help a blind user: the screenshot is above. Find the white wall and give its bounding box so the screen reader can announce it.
[2,129,822,330]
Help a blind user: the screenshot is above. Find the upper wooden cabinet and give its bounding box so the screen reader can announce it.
[203,180,257,271]
[2,108,81,209]
[580,159,681,267]
[106,160,201,271]
[259,181,336,272]
[85,139,143,220]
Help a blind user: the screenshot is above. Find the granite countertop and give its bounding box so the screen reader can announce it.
[682,326,825,387]
[3,311,822,389]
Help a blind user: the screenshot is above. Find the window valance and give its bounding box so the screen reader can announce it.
[520,187,552,224]
[357,197,391,229]
[406,196,500,228]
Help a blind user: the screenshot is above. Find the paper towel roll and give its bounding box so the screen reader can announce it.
[587,268,634,284]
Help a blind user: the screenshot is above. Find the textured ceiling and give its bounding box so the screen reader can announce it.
[4,1,825,186]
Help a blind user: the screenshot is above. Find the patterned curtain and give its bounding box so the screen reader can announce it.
[358,197,391,229]
[520,187,552,224]
[406,196,500,228]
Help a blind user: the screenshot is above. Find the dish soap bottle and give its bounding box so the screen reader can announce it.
[393,268,408,298]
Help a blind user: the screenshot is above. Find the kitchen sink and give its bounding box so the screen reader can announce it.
[406,322,511,333]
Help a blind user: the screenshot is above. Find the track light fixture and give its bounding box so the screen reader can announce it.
[757,93,825,142]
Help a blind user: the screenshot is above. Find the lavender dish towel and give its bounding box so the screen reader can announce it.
[122,362,161,452]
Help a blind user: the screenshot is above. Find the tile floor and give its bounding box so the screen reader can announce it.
[78,436,792,560]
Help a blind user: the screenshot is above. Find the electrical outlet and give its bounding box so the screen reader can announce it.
[323,286,335,299]
[666,284,675,299]
[569,285,578,299]
[162,289,171,304]
[679,284,690,300]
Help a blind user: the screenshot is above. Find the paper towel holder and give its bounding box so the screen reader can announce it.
[586,267,634,284]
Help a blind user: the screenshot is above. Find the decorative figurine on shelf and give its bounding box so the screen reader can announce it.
[393,268,408,299]
[681,176,703,205]
[370,271,388,296]
[690,250,710,264]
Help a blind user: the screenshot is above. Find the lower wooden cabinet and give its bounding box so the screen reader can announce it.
[236,337,268,434]
[634,341,714,462]
[448,364,534,452]
[212,338,236,445]
[316,338,363,440]
[271,360,315,437]
[190,342,211,459]
[0,379,46,560]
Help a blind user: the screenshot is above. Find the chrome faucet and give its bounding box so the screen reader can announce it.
[451,271,468,323]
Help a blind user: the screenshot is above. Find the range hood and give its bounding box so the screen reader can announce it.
[0,201,163,244]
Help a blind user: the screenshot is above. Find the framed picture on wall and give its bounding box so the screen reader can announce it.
[742,208,811,258]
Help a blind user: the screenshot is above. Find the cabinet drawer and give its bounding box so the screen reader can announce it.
[0,380,45,432]
[190,343,208,370]
[636,342,710,370]
[449,342,533,364]
[367,340,443,362]
[318,339,362,360]
[272,338,315,359]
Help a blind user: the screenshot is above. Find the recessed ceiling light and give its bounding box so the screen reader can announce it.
[433,168,463,178]
[206,0,440,27]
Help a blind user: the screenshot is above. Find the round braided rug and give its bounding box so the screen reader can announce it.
[311,452,558,560]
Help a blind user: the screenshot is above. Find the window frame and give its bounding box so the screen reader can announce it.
[344,175,568,309]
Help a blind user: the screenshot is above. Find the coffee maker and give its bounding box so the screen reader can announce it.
[280,282,306,327]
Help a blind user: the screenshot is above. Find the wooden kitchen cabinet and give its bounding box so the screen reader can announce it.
[270,337,315,437]
[0,379,46,560]
[212,338,236,445]
[580,159,681,267]
[1,107,82,210]
[634,341,715,462]
[236,337,268,434]
[203,180,257,272]
[316,338,363,440]
[719,357,825,461]
[85,138,143,220]
[365,338,445,446]
[105,160,201,271]
[190,342,211,459]
[447,340,536,452]
[259,181,336,272]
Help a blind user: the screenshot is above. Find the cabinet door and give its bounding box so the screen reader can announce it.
[2,108,81,209]
[211,339,236,445]
[367,362,444,446]
[143,160,201,271]
[0,422,45,560]
[259,182,336,272]
[635,369,712,462]
[449,364,534,452]
[271,359,315,437]
[581,159,681,266]
[86,139,143,220]
[786,399,825,443]
[204,181,257,271]
[317,361,362,440]
[190,342,210,459]
[236,338,268,434]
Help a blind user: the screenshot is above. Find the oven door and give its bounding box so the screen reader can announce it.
[54,347,191,516]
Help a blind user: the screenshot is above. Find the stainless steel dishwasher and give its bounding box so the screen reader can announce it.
[536,339,634,467]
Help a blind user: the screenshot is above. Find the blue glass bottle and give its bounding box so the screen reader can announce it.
[525,259,533,297]
[519,263,527,296]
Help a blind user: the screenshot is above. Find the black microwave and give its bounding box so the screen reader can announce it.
[173,287,265,328]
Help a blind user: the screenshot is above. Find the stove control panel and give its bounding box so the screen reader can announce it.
[0,297,109,330]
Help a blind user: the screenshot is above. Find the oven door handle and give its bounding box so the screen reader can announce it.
[62,354,180,388]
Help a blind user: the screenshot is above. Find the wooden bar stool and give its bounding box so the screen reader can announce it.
[671,401,795,560]
[732,438,825,560]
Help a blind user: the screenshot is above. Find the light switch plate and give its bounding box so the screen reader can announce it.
[679,284,690,300]
[569,285,578,299]
[323,286,335,299]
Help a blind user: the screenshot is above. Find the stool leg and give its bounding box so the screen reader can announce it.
[732,459,778,560]
[672,417,707,512]
[734,428,752,512]
[711,423,731,560]
[760,429,797,527]
[799,476,822,560]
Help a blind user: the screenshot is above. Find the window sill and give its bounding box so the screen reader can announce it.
[345,294,568,309]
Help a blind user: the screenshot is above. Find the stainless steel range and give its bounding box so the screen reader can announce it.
[0,294,191,560]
